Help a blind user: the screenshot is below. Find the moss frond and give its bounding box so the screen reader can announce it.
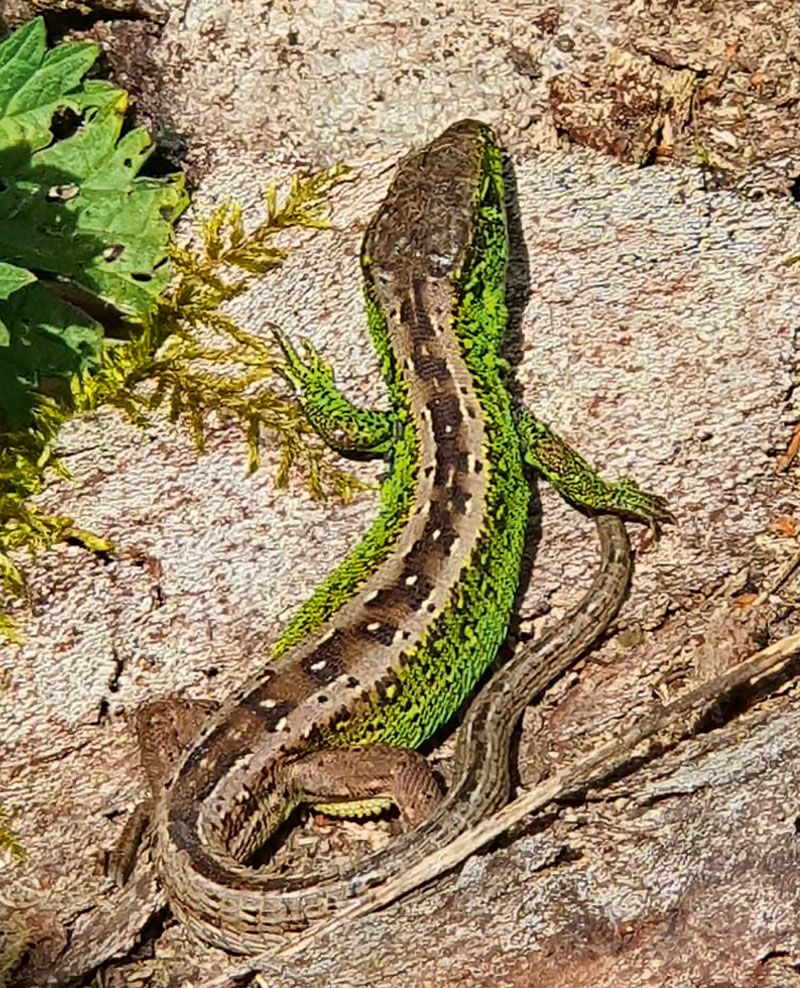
[0,396,96,627]
[65,164,362,493]
[2,163,366,638]
[79,165,363,499]
[0,808,24,859]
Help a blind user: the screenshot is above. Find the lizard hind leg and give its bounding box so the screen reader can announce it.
[287,743,442,828]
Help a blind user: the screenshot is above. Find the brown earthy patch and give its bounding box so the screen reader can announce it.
[548,49,698,164]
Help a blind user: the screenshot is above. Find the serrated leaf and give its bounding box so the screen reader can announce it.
[0,17,45,116]
[78,78,124,111]
[0,261,35,300]
[5,40,97,118]
[1,280,101,368]
[0,279,102,418]
[35,89,127,175]
[0,22,97,163]
[0,16,187,421]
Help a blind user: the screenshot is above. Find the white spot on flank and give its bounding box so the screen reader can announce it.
[444,424,453,434]
[367,622,381,632]
[310,660,327,671]
[405,574,418,586]
[261,698,277,709]
[432,529,441,541]
[274,717,288,732]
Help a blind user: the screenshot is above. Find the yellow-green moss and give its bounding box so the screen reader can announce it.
[1,165,369,639]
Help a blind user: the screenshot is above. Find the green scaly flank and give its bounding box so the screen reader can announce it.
[321,124,530,748]
[270,279,418,659]
[272,122,668,754]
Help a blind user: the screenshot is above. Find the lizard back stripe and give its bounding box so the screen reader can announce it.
[155,119,535,940]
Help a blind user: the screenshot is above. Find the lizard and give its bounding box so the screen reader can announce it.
[117,118,671,955]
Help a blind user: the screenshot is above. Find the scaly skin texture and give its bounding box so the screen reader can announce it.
[133,120,670,952]
[251,512,634,966]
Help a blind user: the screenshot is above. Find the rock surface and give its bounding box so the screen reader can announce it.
[1,1,800,986]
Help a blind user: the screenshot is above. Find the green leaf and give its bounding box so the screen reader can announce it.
[0,279,102,371]
[0,16,187,422]
[0,19,97,162]
[0,17,46,116]
[0,261,35,300]
[6,40,97,118]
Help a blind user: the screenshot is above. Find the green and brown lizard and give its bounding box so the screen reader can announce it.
[119,119,670,953]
